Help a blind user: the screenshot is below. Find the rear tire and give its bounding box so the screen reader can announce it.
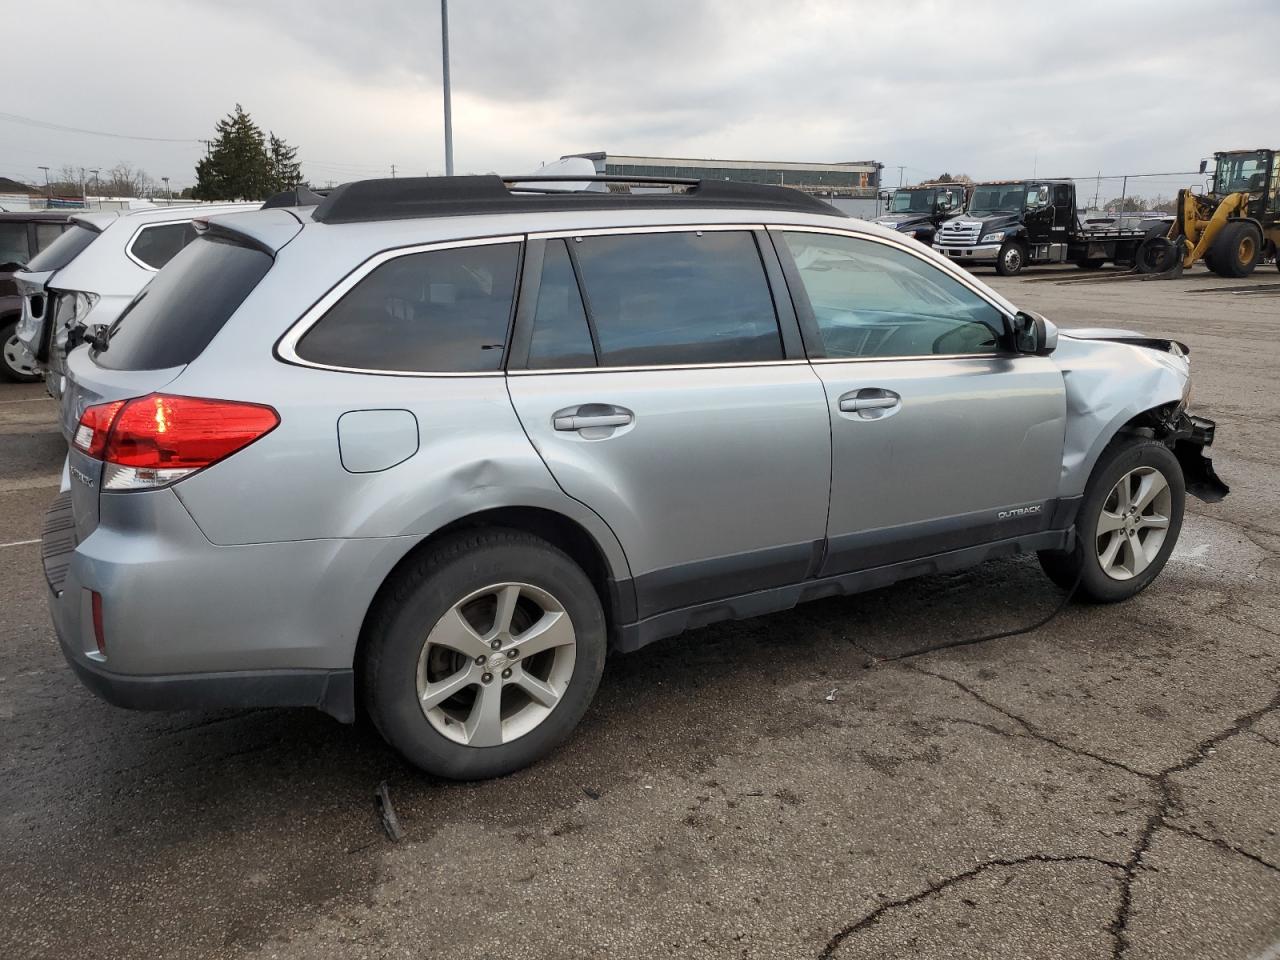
[1037,437,1185,603]
[362,529,607,780]
[1209,221,1261,277]
[1,318,41,383]
[995,241,1025,276]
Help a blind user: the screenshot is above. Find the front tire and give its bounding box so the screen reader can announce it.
[995,241,1025,276]
[362,530,606,780]
[1038,438,1185,603]
[1209,221,1261,277]
[1,318,41,383]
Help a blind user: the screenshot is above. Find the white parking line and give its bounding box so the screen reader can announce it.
[0,539,40,548]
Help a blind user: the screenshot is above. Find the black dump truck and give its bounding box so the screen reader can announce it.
[870,181,968,245]
[932,179,1170,276]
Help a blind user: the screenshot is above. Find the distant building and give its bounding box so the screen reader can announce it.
[563,152,881,198]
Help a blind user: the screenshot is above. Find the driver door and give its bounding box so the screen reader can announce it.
[772,228,1067,577]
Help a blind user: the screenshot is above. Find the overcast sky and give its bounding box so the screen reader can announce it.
[6,0,1277,196]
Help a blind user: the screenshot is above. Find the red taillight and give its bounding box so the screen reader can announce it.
[72,399,126,458]
[73,394,279,490]
[90,590,106,654]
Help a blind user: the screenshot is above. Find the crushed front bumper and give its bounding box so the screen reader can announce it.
[1170,414,1228,503]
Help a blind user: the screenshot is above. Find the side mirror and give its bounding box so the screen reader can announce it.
[1011,311,1058,355]
[1199,160,1208,174]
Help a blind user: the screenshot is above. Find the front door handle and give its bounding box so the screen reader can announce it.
[837,388,902,419]
[552,405,634,432]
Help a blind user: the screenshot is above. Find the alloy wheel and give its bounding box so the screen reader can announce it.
[416,582,577,746]
[1004,247,1022,272]
[1095,466,1172,581]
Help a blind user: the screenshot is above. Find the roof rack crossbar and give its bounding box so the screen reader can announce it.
[310,175,841,225]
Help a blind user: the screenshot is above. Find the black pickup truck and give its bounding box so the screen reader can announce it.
[871,182,968,245]
[932,179,1170,276]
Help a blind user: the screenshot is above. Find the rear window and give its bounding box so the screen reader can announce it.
[295,241,520,373]
[128,221,199,270]
[95,236,271,371]
[27,223,98,272]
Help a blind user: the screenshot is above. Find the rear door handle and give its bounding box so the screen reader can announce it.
[553,407,634,432]
[839,395,897,412]
[837,388,902,419]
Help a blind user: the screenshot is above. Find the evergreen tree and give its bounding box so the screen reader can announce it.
[267,132,303,192]
[193,104,274,200]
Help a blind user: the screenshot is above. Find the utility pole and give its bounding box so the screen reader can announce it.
[162,176,171,202]
[441,0,454,176]
[391,164,397,178]
[38,166,50,205]
[89,169,99,208]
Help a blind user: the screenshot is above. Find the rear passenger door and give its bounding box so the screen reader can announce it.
[506,227,831,621]
[773,228,1066,577]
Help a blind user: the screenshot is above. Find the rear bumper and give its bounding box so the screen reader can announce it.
[934,242,1002,263]
[58,640,355,720]
[42,489,414,723]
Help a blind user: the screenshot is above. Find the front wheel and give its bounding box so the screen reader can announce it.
[1,318,41,383]
[1208,221,1261,277]
[362,530,607,780]
[1038,438,1185,602]
[995,241,1025,276]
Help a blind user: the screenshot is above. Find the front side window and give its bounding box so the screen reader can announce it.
[0,222,30,266]
[571,230,782,367]
[129,221,199,270]
[1214,154,1268,195]
[296,241,520,373]
[780,231,1006,359]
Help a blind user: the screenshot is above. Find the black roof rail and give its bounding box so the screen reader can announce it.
[310,175,842,225]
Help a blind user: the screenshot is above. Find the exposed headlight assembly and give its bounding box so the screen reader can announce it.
[981,231,1006,243]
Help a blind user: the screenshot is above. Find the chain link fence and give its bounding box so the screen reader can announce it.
[1066,171,1206,215]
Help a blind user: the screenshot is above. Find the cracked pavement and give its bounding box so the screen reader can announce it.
[2,264,1279,959]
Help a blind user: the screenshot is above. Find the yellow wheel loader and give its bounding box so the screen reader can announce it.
[1137,148,1279,278]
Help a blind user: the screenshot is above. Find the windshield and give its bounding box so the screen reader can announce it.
[1214,154,1269,195]
[889,189,935,214]
[26,223,98,272]
[967,184,1045,216]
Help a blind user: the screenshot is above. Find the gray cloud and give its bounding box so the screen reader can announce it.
[3,0,1277,193]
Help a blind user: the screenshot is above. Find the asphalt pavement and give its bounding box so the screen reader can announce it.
[2,264,1278,959]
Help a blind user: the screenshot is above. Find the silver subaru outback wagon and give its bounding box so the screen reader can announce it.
[42,175,1227,780]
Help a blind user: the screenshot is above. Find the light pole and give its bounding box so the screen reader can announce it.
[162,176,171,202]
[441,0,454,176]
[38,166,50,205]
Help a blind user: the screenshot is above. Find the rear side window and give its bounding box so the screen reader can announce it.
[572,231,782,367]
[295,242,520,373]
[128,221,199,270]
[96,237,271,371]
[27,223,98,272]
